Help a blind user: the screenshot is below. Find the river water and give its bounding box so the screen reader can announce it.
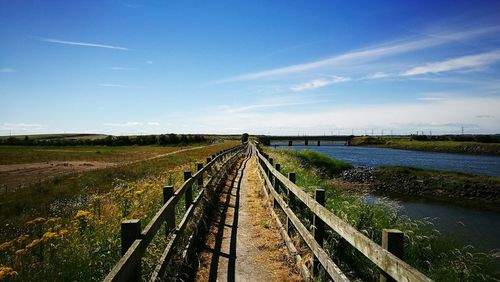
[270,144,500,250]
[270,144,500,176]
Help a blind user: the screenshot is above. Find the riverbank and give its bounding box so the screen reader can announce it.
[351,136,500,156]
[265,148,499,281]
[340,167,500,212]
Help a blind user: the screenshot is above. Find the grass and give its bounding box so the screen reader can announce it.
[288,149,352,176]
[351,136,500,156]
[265,148,500,281]
[0,141,239,281]
[0,144,204,165]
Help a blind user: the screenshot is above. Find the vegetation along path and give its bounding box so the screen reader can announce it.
[195,143,301,281]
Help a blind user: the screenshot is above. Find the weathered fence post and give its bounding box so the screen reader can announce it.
[197,163,203,186]
[287,172,296,235]
[317,140,321,146]
[380,229,404,282]
[184,171,192,210]
[313,189,325,276]
[272,163,281,208]
[274,164,281,194]
[206,157,211,164]
[288,140,293,146]
[163,186,175,236]
[121,219,141,280]
[269,158,274,183]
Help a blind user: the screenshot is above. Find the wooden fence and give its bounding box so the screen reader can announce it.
[104,143,247,282]
[256,145,432,282]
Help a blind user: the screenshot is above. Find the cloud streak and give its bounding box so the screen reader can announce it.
[40,38,128,51]
[401,50,500,76]
[220,26,500,82]
[291,76,350,91]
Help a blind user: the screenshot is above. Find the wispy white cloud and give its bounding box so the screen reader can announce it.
[365,72,389,79]
[109,67,134,71]
[103,122,142,127]
[103,121,159,127]
[40,38,128,51]
[401,50,500,76]
[0,123,44,132]
[290,76,350,92]
[200,96,500,134]
[220,26,500,82]
[0,68,16,73]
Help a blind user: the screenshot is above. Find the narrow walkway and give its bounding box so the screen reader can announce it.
[195,143,302,282]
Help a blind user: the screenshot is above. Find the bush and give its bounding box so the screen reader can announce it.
[241,133,249,143]
[293,150,352,176]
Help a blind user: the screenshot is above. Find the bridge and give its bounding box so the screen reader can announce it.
[258,135,355,146]
[104,141,431,282]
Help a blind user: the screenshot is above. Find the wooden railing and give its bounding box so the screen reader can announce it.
[104,143,247,282]
[256,146,432,282]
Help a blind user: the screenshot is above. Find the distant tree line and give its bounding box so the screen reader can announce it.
[410,134,500,143]
[0,134,206,146]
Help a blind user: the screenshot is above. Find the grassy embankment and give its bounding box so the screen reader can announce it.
[351,136,500,156]
[0,141,239,281]
[372,166,500,211]
[265,148,499,281]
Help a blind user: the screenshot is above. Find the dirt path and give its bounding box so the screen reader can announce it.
[195,143,302,282]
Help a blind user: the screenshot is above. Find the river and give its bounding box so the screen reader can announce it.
[270,144,500,176]
[270,144,500,251]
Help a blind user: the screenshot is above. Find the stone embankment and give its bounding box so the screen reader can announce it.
[340,167,500,211]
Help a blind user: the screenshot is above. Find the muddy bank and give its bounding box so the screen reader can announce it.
[339,167,500,212]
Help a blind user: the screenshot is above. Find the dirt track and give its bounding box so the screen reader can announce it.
[195,143,302,281]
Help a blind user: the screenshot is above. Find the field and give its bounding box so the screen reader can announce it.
[0,145,205,194]
[0,141,239,280]
[351,136,500,155]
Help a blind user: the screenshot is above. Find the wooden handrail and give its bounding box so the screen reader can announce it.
[104,143,246,282]
[256,148,432,282]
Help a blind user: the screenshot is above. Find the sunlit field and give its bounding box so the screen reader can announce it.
[0,141,238,280]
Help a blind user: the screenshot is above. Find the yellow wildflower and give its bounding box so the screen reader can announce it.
[26,217,46,225]
[75,210,93,220]
[25,239,42,249]
[42,232,58,240]
[15,249,26,255]
[45,217,61,225]
[134,189,145,196]
[0,266,16,279]
[58,229,69,236]
[0,240,14,251]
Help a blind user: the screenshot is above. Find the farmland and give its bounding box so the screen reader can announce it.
[0,141,239,280]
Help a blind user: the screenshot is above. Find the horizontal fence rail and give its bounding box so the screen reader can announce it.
[104,143,247,282]
[256,146,432,282]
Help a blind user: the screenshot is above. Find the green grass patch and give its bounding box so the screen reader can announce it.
[286,149,352,176]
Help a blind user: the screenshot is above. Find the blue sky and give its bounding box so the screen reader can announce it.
[1,0,500,135]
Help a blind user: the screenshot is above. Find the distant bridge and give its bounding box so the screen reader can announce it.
[257,135,355,146]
